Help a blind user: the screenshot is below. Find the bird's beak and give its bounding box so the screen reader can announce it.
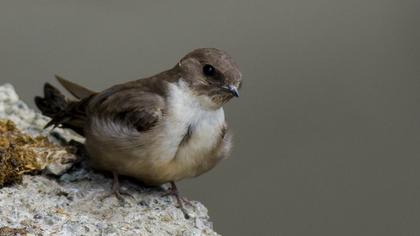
[226,85,239,97]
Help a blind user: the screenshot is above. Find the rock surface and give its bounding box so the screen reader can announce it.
[0,84,219,236]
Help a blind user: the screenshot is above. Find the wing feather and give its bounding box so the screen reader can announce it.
[88,82,165,132]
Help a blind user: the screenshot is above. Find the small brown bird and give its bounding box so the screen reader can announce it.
[35,48,242,217]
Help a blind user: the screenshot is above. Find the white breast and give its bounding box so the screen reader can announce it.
[155,80,225,162]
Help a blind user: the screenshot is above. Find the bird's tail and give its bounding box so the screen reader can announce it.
[34,77,95,136]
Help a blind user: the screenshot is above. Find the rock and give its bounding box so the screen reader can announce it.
[0,226,28,236]
[0,84,219,236]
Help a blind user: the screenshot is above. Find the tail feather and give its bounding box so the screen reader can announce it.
[35,82,89,136]
[35,83,67,117]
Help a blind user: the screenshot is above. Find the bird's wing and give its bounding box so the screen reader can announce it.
[55,75,97,99]
[89,82,166,133]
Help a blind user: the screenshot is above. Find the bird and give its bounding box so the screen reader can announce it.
[34,48,242,217]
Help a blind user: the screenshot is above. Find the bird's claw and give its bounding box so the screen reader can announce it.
[161,182,193,219]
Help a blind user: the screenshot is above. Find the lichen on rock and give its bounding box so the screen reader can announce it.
[0,119,77,187]
[0,119,44,186]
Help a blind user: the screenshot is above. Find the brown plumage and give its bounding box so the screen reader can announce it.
[35,48,242,217]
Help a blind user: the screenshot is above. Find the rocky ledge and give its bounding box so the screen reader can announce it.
[0,84,219,236]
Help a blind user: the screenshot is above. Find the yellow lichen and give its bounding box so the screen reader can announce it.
[0,119,66,187]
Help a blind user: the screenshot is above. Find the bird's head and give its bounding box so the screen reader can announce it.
[177,48,242,109]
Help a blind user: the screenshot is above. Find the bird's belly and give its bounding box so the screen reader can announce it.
[86,129,222,186]
[127,100,226,184]
[134,130,222,185]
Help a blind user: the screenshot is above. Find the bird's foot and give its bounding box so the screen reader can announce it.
[100,188,134,202]
[162,191,193,207]
[179,196,194,208]
[162,182,192,219]
[100,172,134,202]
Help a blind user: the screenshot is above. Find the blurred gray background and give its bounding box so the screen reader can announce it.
[1,1,420,235]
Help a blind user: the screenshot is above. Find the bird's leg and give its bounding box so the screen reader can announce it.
[100,172,134,201]
[162,181,191,219]
[162,182,193,206]
[161,182,192,206]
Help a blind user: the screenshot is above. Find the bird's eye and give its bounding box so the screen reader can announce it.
[202,64,216,77]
